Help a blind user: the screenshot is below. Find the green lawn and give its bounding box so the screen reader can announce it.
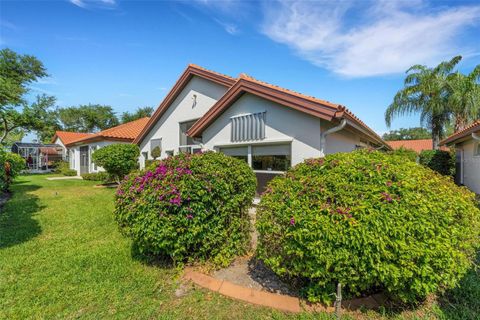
[0,175,478,319]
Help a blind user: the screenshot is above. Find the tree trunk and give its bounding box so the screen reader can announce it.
[432,133,440,150]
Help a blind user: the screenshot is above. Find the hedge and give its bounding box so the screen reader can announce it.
[256,150,480,304]
[81,172,111,182]
[114,151,256,266]
[418,150,455,176]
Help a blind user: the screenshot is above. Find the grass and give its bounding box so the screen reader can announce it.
[0,174,478,319]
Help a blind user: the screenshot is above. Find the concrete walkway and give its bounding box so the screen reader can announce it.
[46,176,83,181]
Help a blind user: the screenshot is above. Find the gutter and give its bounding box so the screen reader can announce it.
[320,119,347,155]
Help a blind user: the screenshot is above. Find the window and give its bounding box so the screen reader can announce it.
[166,150,174,157]
[219,146,248,163]
[179,120,199,146]
[252,144,291,171]
[475,142,480,156]
[231,112,266,142]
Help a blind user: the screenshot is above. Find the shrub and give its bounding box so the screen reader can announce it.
[256,150,480,304]
[92,144,140,182]
[0,151,26,191]
[114,151,256,266]
[145,159,160,168]
[388,146,418,162]
[419,150,455,176]
[53,160,69,174]
[81,172,111,182]
[63,169,77,176]
[151,146,161,159]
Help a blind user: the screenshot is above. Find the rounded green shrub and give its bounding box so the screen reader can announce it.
[63,169,77,176]
[419,149,455,176]
[92,144,139,182]
[114,151,256,266]
[256,150,480,304]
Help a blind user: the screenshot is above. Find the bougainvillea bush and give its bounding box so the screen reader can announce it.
[114,151,256,267]
[256,150,480,304]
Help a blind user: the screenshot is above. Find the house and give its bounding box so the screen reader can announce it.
[440,120,480,194]
[65,117,150,175]
[387,139,448,153]
[135,64,391,193]
[51,131,94,160]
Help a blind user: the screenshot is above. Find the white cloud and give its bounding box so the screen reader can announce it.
[214,19,239,35]
[70,0,87,8]
[262,0,480,77]
[69,0,116,9]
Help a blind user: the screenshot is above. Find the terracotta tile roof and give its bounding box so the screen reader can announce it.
[238,73,341,110]
[387,139,448,153]
[440,120,480,145]
[66,117,150,146]
[52,131,94,145]
[189,63,237,82]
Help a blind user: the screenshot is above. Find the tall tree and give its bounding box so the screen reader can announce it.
[1,95,58,144]
[446,66,480,132]
[385,56,462,149]
[58,104,119,132]
[0,48,57,144]
[0,48,48,108]
[382,127,431,141]
[121,106,153,123]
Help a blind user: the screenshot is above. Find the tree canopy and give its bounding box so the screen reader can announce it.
[382,127,431,141]
[120,106,153,123]
[0,48,57,145]
[57,104,119,133]
[385,56,480,149]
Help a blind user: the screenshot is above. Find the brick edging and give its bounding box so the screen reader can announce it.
[184,268,385,313]
[184,268,302,313]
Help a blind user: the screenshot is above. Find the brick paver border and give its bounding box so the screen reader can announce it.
[184,268,384,313]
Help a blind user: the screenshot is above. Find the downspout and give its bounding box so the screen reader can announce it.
[320,119,347,156]
[472,132,480,141]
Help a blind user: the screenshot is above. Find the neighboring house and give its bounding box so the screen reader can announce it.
[65,117,150,175]
[387,139,448,153]
[135,64,391,193]
[51,131,94,160]
[440,120,480,194]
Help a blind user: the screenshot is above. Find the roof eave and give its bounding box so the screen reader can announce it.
[133,65,236,145]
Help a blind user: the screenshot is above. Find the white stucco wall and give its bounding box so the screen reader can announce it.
[138,76,229,168]
[69,140,129,175]
[456,138,480,194]
[54,137,68,160]
[201,93,363,166]
[201,94,322,165]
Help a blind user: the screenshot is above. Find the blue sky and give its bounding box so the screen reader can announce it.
[1,0,480,142]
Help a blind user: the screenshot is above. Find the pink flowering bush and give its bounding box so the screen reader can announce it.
[256,150,480,304]
[114,151,256,267]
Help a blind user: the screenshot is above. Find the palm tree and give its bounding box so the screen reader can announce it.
[385,56,462,149]
[446,65,480,132]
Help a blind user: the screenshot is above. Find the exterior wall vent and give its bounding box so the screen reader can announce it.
[231,112,266,142]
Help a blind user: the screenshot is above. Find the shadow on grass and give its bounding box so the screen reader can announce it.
[130,241,174,269]
[0,182,44,249]
[438,253,480,320]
